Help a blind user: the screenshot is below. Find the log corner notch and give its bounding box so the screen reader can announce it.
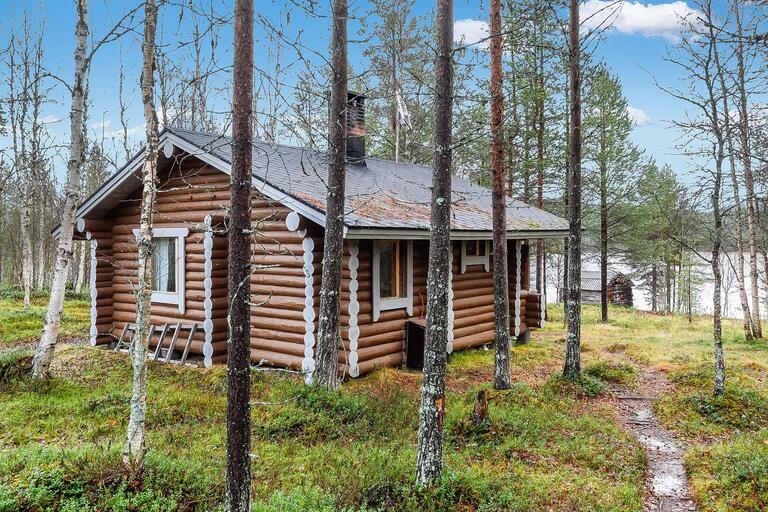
[285,210,317,383]
[77,218,114,347]
[203,214,215,367]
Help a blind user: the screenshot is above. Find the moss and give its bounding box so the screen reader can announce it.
[584,360,637,387]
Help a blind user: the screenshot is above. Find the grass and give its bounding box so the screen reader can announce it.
[0,290,89,350]
[1,297,767,510]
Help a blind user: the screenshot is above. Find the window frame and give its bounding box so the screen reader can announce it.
[460,240,490,274]
[372,240,413,321]
[132,227,189,313]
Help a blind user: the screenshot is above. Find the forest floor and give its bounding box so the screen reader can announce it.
[0,298,766,511]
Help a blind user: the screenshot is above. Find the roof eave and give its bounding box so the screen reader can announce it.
[344,227,569,240]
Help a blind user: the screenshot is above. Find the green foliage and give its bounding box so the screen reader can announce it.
[584,360,637,387]
[0,446,220,512]
[0,349,32,385]
[686,431,768,511]
[0,295,88,348]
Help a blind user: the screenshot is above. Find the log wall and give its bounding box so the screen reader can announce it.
[108,158,231,361]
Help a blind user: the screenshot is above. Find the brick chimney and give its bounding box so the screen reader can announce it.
[346,91,366,164]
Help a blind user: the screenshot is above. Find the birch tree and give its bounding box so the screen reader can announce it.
[124,0,159,468]
[563,0,582,379]
[416,0,453,485]
[226,0,254,509]
[489,0,511,390]
[31,0,89,378]
[314,0,349,390]
[732,0,761,339]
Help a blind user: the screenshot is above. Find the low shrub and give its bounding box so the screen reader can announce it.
[0,350,32,385]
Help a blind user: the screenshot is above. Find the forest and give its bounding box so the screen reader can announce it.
[1,0,768,511]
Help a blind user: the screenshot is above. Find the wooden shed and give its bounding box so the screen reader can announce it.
[56,95,568,379]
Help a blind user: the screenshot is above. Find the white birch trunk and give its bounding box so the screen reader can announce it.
[31,0,89,379]
[124,0,159,470]
[75,241,88,294]
[21,199,32,309]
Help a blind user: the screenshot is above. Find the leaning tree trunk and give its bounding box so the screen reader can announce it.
[489,0,511,390]
[563,0,582,379]
[31,0,89,379]
[733,0,761,339]
[416,0,454,486]
[225,0,254,509]
[124,0,159,469]
[723,88,752,338]
[314,0,348,390]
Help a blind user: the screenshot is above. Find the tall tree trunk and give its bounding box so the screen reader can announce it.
[31,0,89,379]
[563,0,582,379]
[20,198,32,308]
[75,241,87,294]
[733,0,761,338]
[599,131,608,322]
[489,0,511,390]
[226,0,254,509]
[535,11,545,297]
[416,0,453,485]
[705,0,726,395]
[562,61,570,328]
[314,0,348,390]
[720,80,752,340]
[124,0,159,469]
[651,264,658,312]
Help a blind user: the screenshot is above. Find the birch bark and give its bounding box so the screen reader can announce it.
[31,0,89,379]
[733,0,761,339]
[416,0,453,485]
[123,0,159,469]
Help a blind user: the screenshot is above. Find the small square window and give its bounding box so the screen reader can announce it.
[464,240,486,257]
[460,240,490,273]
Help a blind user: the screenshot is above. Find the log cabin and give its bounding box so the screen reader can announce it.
[54,93,568,379]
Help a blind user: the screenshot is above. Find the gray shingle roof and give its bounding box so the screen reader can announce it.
[170,128,568,235]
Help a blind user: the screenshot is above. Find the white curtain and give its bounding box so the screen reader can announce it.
[153,238,176,292]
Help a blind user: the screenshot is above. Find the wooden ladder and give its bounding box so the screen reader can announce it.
[113,322,198,367]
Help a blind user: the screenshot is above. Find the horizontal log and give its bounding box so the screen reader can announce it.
[453,321,494,340]
[250,338,304,357]
[250,328,306,345]
[355,330,405,348]
[250,349,303,370]
[452,331,495,351]
[355,341,403,362]
[356,352,403,376]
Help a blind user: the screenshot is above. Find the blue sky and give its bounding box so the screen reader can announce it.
[2,0,699,180]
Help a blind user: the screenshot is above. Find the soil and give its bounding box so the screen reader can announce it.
[610,366,698,512]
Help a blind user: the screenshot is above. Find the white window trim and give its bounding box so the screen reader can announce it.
[461,240,490,273]
[372,240,413,321]
[132,227,189,313]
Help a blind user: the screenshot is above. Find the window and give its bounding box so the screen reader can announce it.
[372,240,413,321]
[153,238,177,293]
[133,227,188,313]
[461,240,490,273]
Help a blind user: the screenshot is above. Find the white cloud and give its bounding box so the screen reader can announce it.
[627,106,651,126]
[39,115,61,124]
[454,19,490,49]
[91,119,112,130]
[106,123,145,139]
[581,1,699,41]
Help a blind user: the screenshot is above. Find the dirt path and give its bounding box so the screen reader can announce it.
[610,366,697,512]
